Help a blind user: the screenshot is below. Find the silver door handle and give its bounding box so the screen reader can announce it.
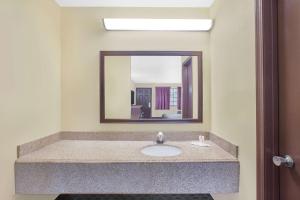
[273,155,294,168]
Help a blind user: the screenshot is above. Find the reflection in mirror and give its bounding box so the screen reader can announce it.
[101,51,202,123]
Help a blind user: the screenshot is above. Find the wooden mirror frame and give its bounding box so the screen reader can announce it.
[99,51,203,123]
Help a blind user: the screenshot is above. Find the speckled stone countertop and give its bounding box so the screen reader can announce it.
[15,132,240,195]
[16,140,237,164]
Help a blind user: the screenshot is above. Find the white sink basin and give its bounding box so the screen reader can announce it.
[141,145,182,157]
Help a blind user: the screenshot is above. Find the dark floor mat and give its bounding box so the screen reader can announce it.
[56,194,214,200]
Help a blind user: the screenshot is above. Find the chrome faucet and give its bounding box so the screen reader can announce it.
[156,131,165,144]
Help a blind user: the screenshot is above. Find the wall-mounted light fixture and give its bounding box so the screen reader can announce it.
[103,18,213,31]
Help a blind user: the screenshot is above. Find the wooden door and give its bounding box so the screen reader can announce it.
[277,1,300,199]
[182,57,193,119]
[136,88,152,118]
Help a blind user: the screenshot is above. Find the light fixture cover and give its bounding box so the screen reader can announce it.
[103,18,213,31]
[56,0,215,7]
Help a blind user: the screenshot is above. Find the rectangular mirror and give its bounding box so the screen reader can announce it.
[100,51,203,123]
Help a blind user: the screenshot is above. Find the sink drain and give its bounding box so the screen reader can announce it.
[56,194,214,200]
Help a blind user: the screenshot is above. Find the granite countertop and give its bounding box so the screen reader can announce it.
[15,132,240,194]
[16,140,237,164]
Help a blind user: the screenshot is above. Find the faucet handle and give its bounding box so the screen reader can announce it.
[156,132,165,144]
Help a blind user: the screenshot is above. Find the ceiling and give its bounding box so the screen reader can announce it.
[55,0,215,7]
[131,56,182,84]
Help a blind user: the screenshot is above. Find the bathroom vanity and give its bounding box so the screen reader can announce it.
[15,132,239,195]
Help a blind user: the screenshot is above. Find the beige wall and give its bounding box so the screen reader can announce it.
[105,56,131,119]
[209,1,256,200]
[0,2,257,199]
[0,0,61,200]
[61,7,211,131]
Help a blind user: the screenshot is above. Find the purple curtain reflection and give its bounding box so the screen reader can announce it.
[155,87,170,110]
[177,87,182,110]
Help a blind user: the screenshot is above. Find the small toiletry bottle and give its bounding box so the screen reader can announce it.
[199,135,205,143]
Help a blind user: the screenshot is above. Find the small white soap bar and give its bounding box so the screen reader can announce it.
[191,141,211,147]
